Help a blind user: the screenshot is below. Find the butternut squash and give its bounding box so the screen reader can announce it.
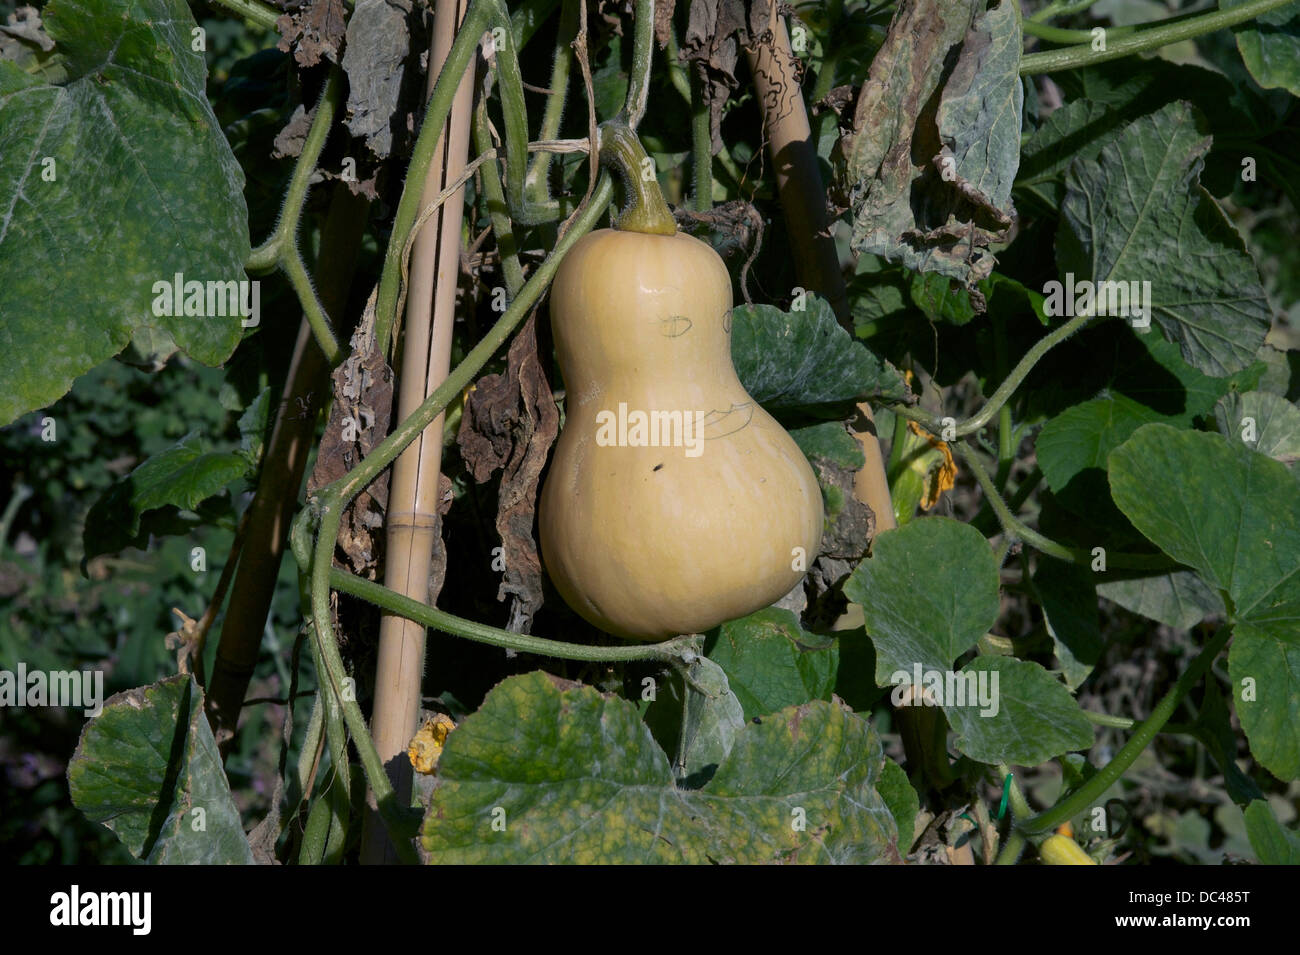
[538,125,823,640]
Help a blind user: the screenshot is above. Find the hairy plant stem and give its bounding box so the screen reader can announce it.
[474,94,527,295]
[1020,0,1297,75]
[887,313,1093,439]
[205,0,279,30]
[376,0,552,356]
[957,443,1175,571]
[599,122,678,234]
[689,61,712,212]
[332,568,698,661]
[246,67,344,364]
[523,0,577,213]
[1019,625,1233,835]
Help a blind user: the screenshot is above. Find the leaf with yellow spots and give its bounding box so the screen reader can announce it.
[420,671,908,864]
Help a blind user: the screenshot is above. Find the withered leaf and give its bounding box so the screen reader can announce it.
[456,312,559,633]
[307,292,394,577]
[341,0,414,160]
[277,0,348,69]
[653,0,677,48]
[838,0,1021,286]
[272,103,312,161]
[682,0,747,155]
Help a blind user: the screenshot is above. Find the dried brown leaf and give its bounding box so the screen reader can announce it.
[455,312,558,632]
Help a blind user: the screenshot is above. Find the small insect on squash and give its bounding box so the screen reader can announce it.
[538,124,823,641]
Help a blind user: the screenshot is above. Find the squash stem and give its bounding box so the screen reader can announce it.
[598,122,677,235]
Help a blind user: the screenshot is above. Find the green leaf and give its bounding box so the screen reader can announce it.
[1036,332,1250,523]
[1097,570,1224,630]
[0,0,250,426]
[421,672,902,864]
[1110,424,1300,779]
[1215,391,1300,472]
[1017,98,1113,211]
[1037,394,1164,503]
[877,758,919,854]
[843,518,1001,684]
[1244,799,1300,864]
[731,293,908,414]
[673,656,745,785]
[1057,102,1271,376]
[237,385,271,466]
[68,675,253,864]
[790,421,866,470]
[910,271,978,325]
[1224,0,1300,97]
[1229,626,1300,781]
[1193,676,1264,807]
[942,656,1094,766]
[705,608,838,721]
[83,431,249,558]
[1033,558,1103,690]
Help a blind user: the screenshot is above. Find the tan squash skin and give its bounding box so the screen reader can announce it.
[538,227,824,640]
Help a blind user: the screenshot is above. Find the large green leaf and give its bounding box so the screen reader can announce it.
[843,518,1001,684]
[1057,102,1271,377]
[942,657,1094,766]
[421,672,903,864]
[0,0,250,426]
[68,675,253,864]
[731,293,907,414]
[1110,424,1300,779]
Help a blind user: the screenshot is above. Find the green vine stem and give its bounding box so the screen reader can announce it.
[376,0,555,355]
[205,0,279,31]
[689,61,712,212]
[886,312,1093,439]
[993,762,1033,865]
[957,442,1175,571]
[523,0,578,214]
[623,0,656,130]
[331,568,698,662]
[1031,0,1106,22]
[1021,19,1134,45]
[599,122,678,234]
[1020,0,1297,75]
[473,93,527,296]
[1018,625,1233,835]
[245,67,343,364]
